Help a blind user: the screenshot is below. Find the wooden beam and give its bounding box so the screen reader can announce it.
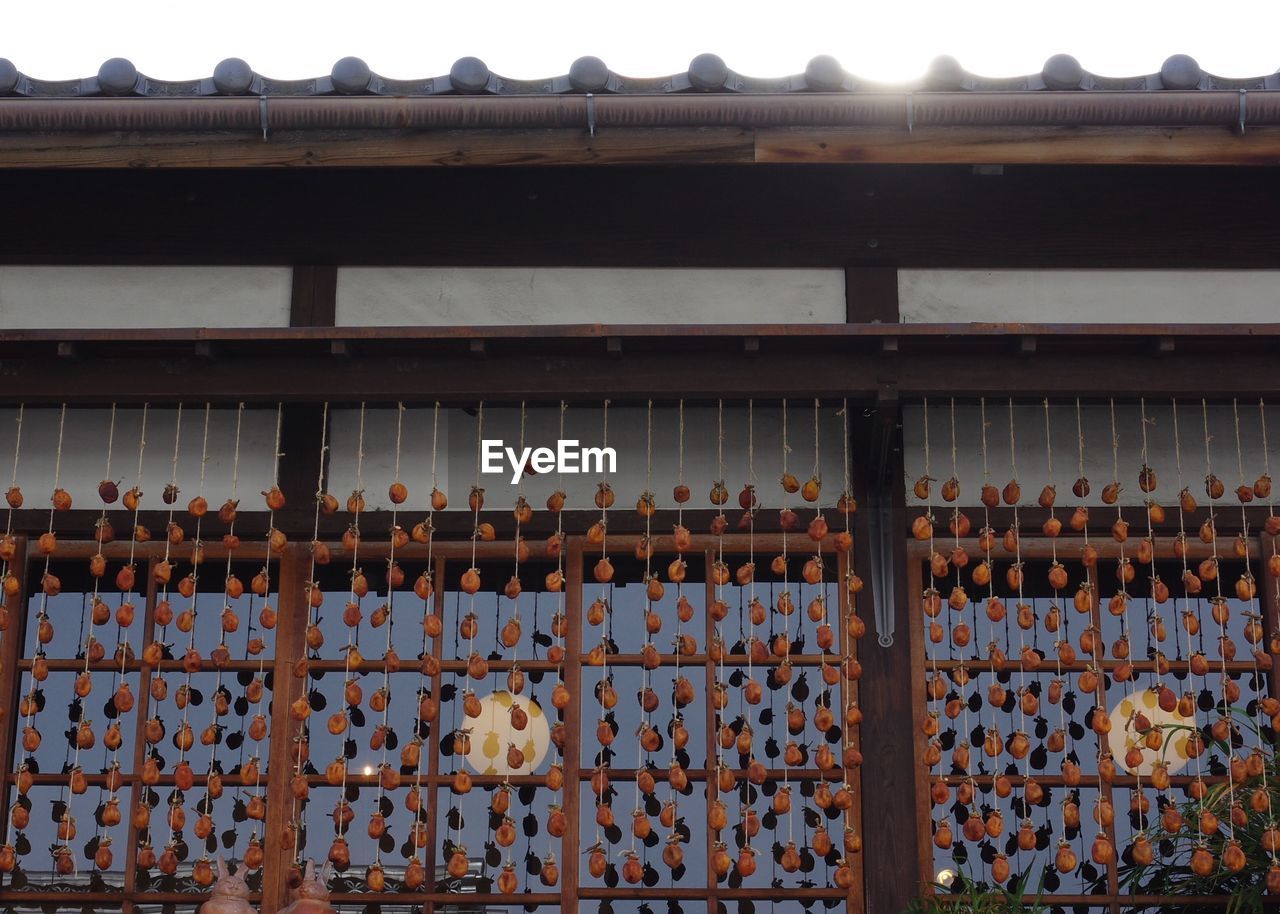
[0,125,1275,170]
[754,125,1280,167]
[0,127,756,170]
[5,165,1280,269]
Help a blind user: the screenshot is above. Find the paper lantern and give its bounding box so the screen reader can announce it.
[464,691,550,775]
[1107,687,1193,776]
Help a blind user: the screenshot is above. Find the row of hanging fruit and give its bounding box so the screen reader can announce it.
[0,400,865,896]
[915,398,1280,894]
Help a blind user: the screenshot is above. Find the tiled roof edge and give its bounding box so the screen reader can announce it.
[1,53,1278,98]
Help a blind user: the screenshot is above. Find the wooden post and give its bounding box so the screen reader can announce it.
[853,455,921,914]
[261,542,307,914]
[844,267,899,324]
[559,537,584,914]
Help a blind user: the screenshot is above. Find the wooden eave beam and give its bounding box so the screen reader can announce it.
[0,125,1277,168]
[1,324,1279,401]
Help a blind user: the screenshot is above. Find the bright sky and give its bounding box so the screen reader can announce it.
[9,0,1280,83]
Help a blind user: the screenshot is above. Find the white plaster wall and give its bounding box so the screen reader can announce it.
[335,268,845,326]
[0,266,292,329]
[902,401,1278,509]
[0,407,278,511]
[899,270,1280,324]
[0,404,852,517]
[325,403,849,513]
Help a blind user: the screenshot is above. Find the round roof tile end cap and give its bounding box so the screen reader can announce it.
[331,56,373,94]
[450,56,491,94]
[98,57,139,95]
[569,56,610,93]
[925,55,965,91]
[688,53,729,91]
[0,59,18,95]
[212,58,255,95]
[1041,54,1084,90]
[1160,54,1202,90]
[805,55,845,91]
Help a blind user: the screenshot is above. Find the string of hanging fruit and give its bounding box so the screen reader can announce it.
[325,402,367,875]
[540,400,567,890]
[287,403,330,868]
[238,404,284,874]
[446,401,485,884]
[135,406,184,874]
[65,405,123,877]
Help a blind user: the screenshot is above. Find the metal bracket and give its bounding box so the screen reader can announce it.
[259,95,270,140]
[867,488,897,648]
[585,92,596,137]
[1237,89,1248,136]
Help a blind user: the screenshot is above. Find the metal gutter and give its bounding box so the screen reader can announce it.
[0,92,1275,132]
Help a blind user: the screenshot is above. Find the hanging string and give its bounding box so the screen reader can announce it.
[594,399,612,851]
[632,400,655,855]
[1262,400,1280,623]
[1228,399,1269,844]
[918,397,945,844]
[202,402,245,854]
[293,402,330,865]
[1171,401,1208,848]
[1043,400,1072,843]
[1106,398,1144,853]
[499,402,529,877]
[58,403,101,874]
[1256,399,1280,863]
[710,398,737,862]
[1138,401,1164,665]
[336,402,366,845]
[373,402,406,868]
[454,401,484,853]
[673,398,691,832]
[1073,399,1109,865]
[551,400,567,832]
[836,397,854,857]
[167,404,211,862]
[553,399,567,725]
[1006,398,1036,871]
[1233,399,1274,852]
[1200,399,1238,842]
[246,404,283,830]
[106,404,148,821]
[975,398,1003,840]
[746,399,757,784]
[3,405,22,540]
[782,400,795,848]
[1136,398,1176,846]
[409,402,439,871]
[946,398,979,850]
